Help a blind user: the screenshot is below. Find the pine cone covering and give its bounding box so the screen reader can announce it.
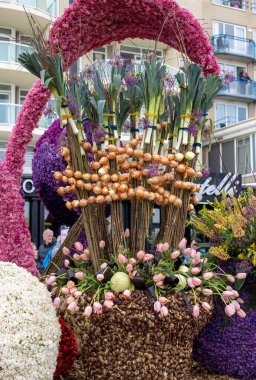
[59,290,212,380]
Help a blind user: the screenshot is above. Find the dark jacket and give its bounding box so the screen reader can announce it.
[37,238,57,273]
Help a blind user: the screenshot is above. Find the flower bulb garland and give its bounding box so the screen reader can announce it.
[0,262,61,379]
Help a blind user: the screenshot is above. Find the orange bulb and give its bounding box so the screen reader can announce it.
[72,200,80,208]
[91,174,99,182]
[65,201,72,209]
[117,147,125,154]
[79,199,88,207]
[107,144,117,152]
[111,174,119,182]
[96,195,105,204]
[143,153,152,162]
[177,164,186,173]
[93,186,102,195]
[127,188,136,198]
[76,180,85,189]
[82,142,92,151]
[62,176,68,184]
[64,169,74,178]
[170,160,178,168]
[74,171,82,179]
[120,192,128,200]
[91,162,100,170]
[174,198,182,207]
[87,196,96,204]
[160,156,169,166]
[84,183,93,191]
[57,187,65,195]
[54,171,63,180]
[82,173,91,181]
[108,152,116,160]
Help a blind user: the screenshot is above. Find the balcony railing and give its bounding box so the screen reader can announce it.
[212,0,246,10]
[215,116,242,128]
[0,0,57,16]
[0,41,32,65]
[212,34,256,61]
[217,79,256,101]
[0,103,55,129]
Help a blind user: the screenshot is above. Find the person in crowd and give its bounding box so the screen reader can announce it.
[231,0,241,8]
[239,68,251,95]
[51,235,61,258]
[31,242,38,260]
[37,229,57,273]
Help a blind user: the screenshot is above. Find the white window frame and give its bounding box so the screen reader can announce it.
[212,0,245,11]
[252,1,256,14]
[214,101,248,128]
[120,44,163,62]
[19,89,29,104]
[235,135,252,175]
[0,83,15,103]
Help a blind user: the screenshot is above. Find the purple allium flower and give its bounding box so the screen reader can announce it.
[124,72,138,86]
[43,103,56,119]
[147,163,160,177]
[93,126,105,143]
[164,74,175,90]
[188,124,198,137]
[122,120,135,132]
[138,117,150,130]
[202,124,211,141]
[81,64,95,80]
[123,58,134,72]
[66,96,80,119]
[221,70,235,86]
[109,54,124,68]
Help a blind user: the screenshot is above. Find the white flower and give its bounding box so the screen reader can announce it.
[0,262,61,379]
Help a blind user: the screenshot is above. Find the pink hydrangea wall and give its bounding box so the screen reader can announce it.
[0,0,219,275]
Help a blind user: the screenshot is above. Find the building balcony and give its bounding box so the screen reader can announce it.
[212,35,256,63]
[212,0,246,10]
[216,80,256,102]
[215,116,240,129]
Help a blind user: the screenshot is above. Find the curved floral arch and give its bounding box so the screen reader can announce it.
[0,0,219,275]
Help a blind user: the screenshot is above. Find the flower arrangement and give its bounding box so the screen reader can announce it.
[190,189,256,266]
[0,261,61,379]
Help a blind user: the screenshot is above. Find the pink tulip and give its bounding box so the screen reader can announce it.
[226,285,233,291]
[51,287,57,295]
[97,274,104,282]
[223,290,234,298]
[231,290,239,298]
[53,297,61,308]
[118,254,127,264]
[129,271,136,279]
[159,297,169,305]
[129,258,136,265]
[74,241,83,251]
[237,309,246,318]
[99,240,105,249]
[100,263,108,269]
[45,276,56,285]
[64,259,70,267]
[171,250,180,260]
[231,300,240,311]
[178,238,187,250]
[137,250,145,260]
[105,292,115,300]
[93,302,103,315]
[73,253,81,261]
[153,273,165,283]
[126,264,133,272]
[162,243,170,252]
[80,253,89,261]
[123,289,131,298]
[191,240,199,250]
[187,278,195,288]
[143,254,154,262]
[193,305,200,318]
[192,277,202,286]
[75,272,85,280]
[202,302,211,312]
[160,306,169,317]
[62,246,70,256]
[61,287,70,295]
[70,287,78,295]
[184,248,192,256]
[225,303,236,317]
[84,305,92,318]
[227,274,235,283]
[124,228,130,238]
[157,243,164,253]
[74,291,82,299]
[67,296,75,304]
[156,281,165,288]
[154,301,161,313]
[237,297,244,304]
[203,272,214,281]
[202,288,213,296]
[67,301,78,313]
[191,267,201,275]
[236,272,247,280]
[104,300,114,309]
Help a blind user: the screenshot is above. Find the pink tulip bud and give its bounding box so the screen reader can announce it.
[231,300,241,311]
[192,277,202,286]
[237,297,244,304]
[202,302,211,312]
[137,250,145,260]
[129,271,136,279]
[93,302,103,314]
[97,274,104,282]
[53,297,61,308]
[118,254,127,264]
[80,253,89,261]
[129,258,137,265]
[123,289,131,298]
[223,290,234,298]
[154,301,161,313]
[74,241,83,251]
[75,272,85,280]
[67,301,78,313]
[126,263,133,272]
[67,296,75,304]
[160,305,169,317]
[236,272,247,280]
[237,309,246,318]
[162,243,170,252]
[153,273,165,283]
[191,267,201,275]
[124,228,130,238]
[159,297,169,305]
[193,305,200,318]
[64,259,70,267]
[156,281,165,288]
[105,292,115,300]
[171,250,180,260]
[100,263,108,269]
[191,240,199,250]
[193,252,201,263]
[187,278,195,288]
[202,288,213,296]
[178,238,187,250]
[225,303,236,317]
[143,253,154,262]
[231,290,239,298]
[73,253,81,261]
[227,274,235,283]
[203,272,214,281]
[104,300,114,309]
[62,247,70,256]
[226,285,233,291]
[61,287,70,295]
[69,287,78,295]
[84,305,92,318]
[99,240,105,249]
[51,287,57,295]
[184,248,192,256]
[157,243,164,253]
[74,291,82,299]
[45,276,56,285]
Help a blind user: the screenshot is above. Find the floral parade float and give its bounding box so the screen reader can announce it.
[191,191,256,380]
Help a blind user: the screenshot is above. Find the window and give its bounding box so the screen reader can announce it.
[237,137,251,174]
[19,89,28,105]
[93,47,106,61]
[0,84,12,124]
[215,102,247,128]
[0,142,7,160]
[212,0,245,10]
[120,45,163,61]
[222,141,235,172]
[208,144,221,172]
[213,21,246,54]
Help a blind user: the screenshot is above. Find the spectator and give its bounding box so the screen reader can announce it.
[31,242,38,260]
[239,68,251,94]
[37,229,57,273]
[231,0,241,8]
